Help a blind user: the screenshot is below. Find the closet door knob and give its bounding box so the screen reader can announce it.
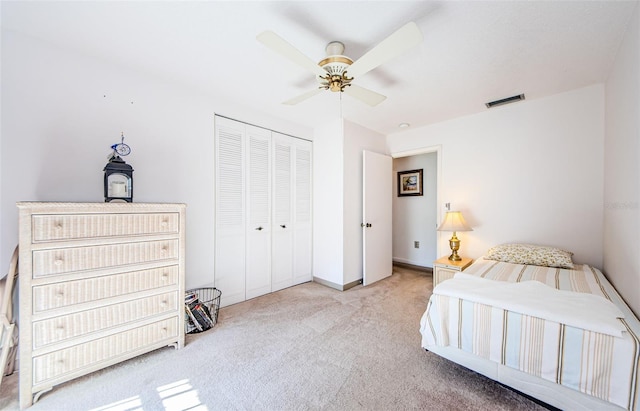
[255,226,263,231]
[280,224,286,229]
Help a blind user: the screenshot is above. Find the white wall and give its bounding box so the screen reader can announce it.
[342,120,388,285]
[387,85,605,268]
[604,3,640,316]
[393,153,438,267]
[312,119,344,285]
[0,31,312,288]
[312,119,387,287]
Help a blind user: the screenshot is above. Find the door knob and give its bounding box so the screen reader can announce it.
[280,224,286,228]
[255,226,263,231]
[361,223,372,228]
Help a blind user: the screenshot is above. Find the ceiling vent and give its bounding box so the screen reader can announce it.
[485,94,525,108]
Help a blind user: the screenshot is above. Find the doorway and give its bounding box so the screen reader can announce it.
[392,147,441,268]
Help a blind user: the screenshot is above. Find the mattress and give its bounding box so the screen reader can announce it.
[420,259,640,410]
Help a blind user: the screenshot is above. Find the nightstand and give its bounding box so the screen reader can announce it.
[433,256,473,287]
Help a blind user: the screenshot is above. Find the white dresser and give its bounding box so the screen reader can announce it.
[17,202,186,409]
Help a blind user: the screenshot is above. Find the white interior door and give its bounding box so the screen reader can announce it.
[271,133,294,292]
[215,117,246,306]
[293,139,313,285]
[362,150,392,286]
[245,125,272,299]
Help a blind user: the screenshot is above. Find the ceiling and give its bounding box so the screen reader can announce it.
[2,1,637,136]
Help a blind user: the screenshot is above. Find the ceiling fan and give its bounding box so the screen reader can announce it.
[256,22,423,107]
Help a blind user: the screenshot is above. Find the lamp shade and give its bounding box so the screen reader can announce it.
[437,211,472,232]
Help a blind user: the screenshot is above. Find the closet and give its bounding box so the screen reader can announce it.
[214,116,312,307]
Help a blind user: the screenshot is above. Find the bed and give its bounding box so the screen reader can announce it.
[419,244,640,411]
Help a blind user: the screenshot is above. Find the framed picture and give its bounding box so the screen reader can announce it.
[397,169,423,197]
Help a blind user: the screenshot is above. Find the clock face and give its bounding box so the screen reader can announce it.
[114,143,131,156]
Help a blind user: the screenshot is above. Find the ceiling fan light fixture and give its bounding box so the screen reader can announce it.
[318,56,353,76]
[320,73,352,92]
[318,52,353,93]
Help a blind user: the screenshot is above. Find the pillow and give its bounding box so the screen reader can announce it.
[485,243,574,269]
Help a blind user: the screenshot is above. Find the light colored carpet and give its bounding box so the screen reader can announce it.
[0,265,548,410]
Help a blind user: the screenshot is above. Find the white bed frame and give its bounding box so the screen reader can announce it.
[426,345,625,410]
[425,257,640,411]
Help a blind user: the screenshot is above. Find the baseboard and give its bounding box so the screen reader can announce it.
[313,264,429,290]
[342,278,362,290]
[313,276,362,291]
[393,260,433,273]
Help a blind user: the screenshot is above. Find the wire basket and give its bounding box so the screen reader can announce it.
[184,287,221,334]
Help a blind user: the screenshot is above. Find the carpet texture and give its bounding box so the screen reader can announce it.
[0,266,548,410]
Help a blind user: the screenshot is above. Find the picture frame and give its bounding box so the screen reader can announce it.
[397,169,423,197]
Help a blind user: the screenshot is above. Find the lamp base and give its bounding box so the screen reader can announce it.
[448,233,462,261]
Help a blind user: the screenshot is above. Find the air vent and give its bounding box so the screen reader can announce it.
[485,94,525,108]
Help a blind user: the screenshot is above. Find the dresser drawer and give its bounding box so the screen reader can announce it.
[33,291,178,349]
[32,317,178,385]
[33,266,179,312]
[32,240,179,277]
[32,213,179,242]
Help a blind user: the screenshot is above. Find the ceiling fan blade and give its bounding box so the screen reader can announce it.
[347,22,423,79]
[257,31,327,78]
[344,85,387,107]
[283,88,323,105]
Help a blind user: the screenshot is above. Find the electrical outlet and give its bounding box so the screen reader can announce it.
[414,241,420,248]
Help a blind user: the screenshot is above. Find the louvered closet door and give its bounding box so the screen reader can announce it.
[271,133,294,292]
[215,117,246,306]
[245,125,272,299]
[293,139,312,285]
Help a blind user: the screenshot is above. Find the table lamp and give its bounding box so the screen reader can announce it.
[437,211,473,261]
